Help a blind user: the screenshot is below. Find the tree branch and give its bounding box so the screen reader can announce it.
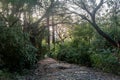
[30,0,56,27]
[9,19,19,27]
[92,0,104,21]
[70,11,93,24]
[70,0,118,47]
[80,0,92,17]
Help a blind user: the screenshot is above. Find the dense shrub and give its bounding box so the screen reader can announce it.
[91,53,120,75]
[50,22,120,75]
[0,26,37,71]
[57,46,77,63]
[52,24,93,66]
[56,44,91,66]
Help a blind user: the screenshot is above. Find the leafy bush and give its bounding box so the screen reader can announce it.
[50,22,120,75]
[57,46,77,63]
[0,26,37,71]
[91,53,120,74]
[56,44,91,66]
[53,23,93,66]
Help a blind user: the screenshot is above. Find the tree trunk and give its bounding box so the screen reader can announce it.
[52,16,55,44]
[47,17,50,51]
[91,22,118,47]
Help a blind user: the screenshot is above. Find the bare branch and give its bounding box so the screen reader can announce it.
[9,19,19,27]
[70,11,93,24]
[93,0,104,14]
[92,0,104,21]
[31,0,57,27]
[0,13,8,22]
[80,0,92,16]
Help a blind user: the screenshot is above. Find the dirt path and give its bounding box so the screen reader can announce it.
[18,58,120,80]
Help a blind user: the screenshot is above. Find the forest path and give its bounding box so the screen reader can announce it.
[18,58,120,80]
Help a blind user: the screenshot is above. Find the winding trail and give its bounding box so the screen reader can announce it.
[18,58,120,80]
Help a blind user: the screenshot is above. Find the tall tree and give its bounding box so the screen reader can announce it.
[67,0,120,48]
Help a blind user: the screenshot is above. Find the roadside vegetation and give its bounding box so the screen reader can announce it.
[0,0,120,79]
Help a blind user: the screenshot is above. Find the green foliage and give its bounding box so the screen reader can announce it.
[51,23,93,66]
[0,0,38,6]
[50,22,120,75]
[57,45,77,63]
[91,34,111,49]
[91,52,120,75]
[56,43,91,66]
[0,70,13,80]
[38,44,49,59]
[0,26,37,71]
